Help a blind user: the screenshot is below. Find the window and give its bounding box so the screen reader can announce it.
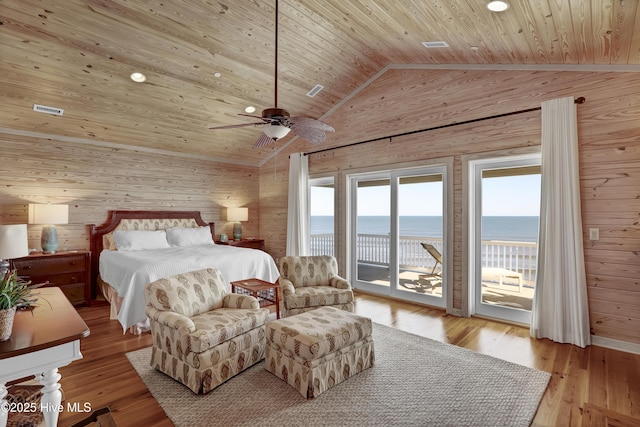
[309,176,335,256]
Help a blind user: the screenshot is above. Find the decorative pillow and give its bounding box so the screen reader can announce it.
[103,233,118,250]
[113,230,170,251]
[166,226,214,247]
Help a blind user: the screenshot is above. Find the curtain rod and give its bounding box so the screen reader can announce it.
[304,96,586,157]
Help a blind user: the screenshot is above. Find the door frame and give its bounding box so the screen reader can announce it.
[467,152,541,324]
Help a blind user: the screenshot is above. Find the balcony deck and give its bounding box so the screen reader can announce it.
[357,263,534,311]
[312,233,537,311]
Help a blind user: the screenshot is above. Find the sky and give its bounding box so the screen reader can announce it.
[482,175,541,216]
[310,174,541,216]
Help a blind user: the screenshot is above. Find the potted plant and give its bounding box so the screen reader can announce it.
[0,270,38,341]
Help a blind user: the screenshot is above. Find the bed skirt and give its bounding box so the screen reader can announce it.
[99,276,150,335]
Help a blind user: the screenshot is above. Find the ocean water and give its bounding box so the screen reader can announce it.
[311,216,539,242]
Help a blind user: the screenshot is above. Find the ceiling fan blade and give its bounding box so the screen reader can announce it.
[253,133,275,148]
[290,116,335,132]
[209,122,263,130]
[291,126,329,145]
[238,113,270,121]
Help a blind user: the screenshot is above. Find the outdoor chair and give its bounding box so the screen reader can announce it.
[418,243,443,288]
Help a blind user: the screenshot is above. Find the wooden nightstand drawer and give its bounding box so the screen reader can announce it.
[58,283,87,305]
[28,272,85,287]
[14,254,86,276]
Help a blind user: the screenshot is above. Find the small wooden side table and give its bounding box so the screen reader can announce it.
[230,278,280,319]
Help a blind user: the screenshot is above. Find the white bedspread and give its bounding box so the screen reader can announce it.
[99,244,280,331]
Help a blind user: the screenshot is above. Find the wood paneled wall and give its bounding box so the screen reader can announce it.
[2,67,639,347]
[260,69,640,346]
[0,132,261,251]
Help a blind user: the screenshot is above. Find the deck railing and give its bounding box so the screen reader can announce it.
[482,240,538,283]
[310,233,538,286]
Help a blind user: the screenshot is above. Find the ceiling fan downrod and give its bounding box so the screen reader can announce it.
[274,0,279,110]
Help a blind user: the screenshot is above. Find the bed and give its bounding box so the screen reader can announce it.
[89,210,279,334]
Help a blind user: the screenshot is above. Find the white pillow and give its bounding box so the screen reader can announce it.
[113,230,170,251]
[166,226,214,247]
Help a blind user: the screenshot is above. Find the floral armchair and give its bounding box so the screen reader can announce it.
[278,255,354,317]
[144,268,269,394]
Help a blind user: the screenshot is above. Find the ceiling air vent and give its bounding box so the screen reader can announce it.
[421,41,449,48]
[306,84,324,98]
[33,104,64,116]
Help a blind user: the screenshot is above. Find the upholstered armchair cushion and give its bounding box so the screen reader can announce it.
[280,284,354,311]
[145,293,260,334]
[223,293,261,310]
[188,308,268,353]
[145,268,228,317]
[279,255,341,287]
[145,307,197,334]
[278,256,354,317]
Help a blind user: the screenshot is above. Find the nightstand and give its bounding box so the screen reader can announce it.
[11,251,91,306]
[216,239,265,251]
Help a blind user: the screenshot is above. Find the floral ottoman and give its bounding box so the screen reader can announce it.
[265,306,375,398]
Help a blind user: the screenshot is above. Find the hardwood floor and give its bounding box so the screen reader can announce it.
[53,292,640,427]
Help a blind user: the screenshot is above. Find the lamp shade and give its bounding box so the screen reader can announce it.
[0,224,29,260]
[227,207,248,222]
[262,124,291,140]
[28,204,69,225]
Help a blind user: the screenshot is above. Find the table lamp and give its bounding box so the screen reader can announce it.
[0,224,30,280]
[28,204,69,253]
[227,207,248,241]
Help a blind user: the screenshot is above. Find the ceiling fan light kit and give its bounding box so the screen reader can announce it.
[262,124,291,139]
[208,0,334,148]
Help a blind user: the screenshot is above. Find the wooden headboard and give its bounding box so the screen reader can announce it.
[87,210,215,301]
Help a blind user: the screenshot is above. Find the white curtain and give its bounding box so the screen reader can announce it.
[286,153,310,256]
[531,96,591,347]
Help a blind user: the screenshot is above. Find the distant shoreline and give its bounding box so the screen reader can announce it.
[311,215,539,242]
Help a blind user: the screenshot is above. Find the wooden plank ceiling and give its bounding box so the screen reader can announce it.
[1,0,639,166]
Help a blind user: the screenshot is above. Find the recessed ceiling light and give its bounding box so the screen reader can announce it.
[486,1,509,12]
[245,106,256,113]
[130,72,146,83]
[214,72,222,78]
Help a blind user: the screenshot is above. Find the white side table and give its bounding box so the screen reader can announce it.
[0,287,89,427]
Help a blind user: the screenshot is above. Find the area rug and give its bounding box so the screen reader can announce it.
[126,323,550,427]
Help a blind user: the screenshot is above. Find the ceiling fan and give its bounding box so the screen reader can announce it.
[208,0,334,148]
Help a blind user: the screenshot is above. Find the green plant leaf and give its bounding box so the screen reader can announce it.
[0,270,37,310]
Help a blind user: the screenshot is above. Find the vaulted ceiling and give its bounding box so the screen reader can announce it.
[2,0,639,166]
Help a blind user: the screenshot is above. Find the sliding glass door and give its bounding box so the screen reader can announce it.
[469,154,541,324]
[349,166,446,307]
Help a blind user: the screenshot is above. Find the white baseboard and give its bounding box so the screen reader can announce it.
[591,335,640,355]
